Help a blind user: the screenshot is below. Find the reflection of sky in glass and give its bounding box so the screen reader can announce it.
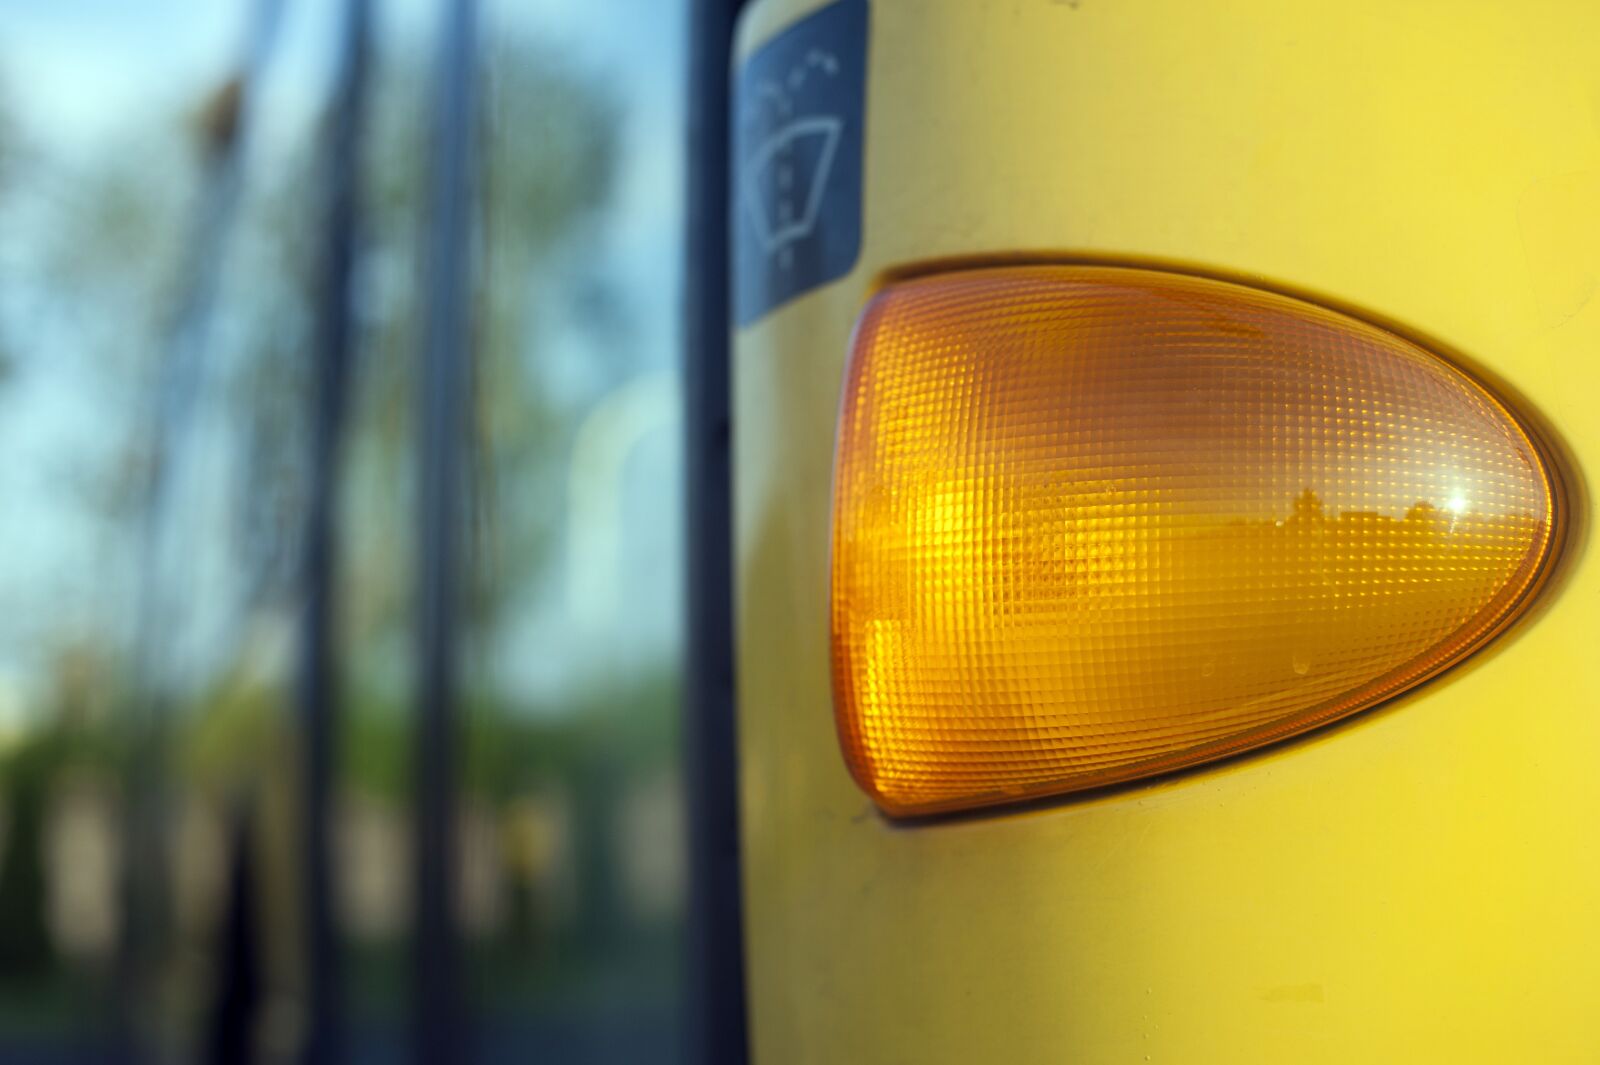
[0,0,687,728]
[479,0,688,706]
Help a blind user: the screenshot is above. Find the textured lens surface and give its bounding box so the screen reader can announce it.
[831,266,1558,815]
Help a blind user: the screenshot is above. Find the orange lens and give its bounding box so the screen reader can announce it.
[831,266,1560,816]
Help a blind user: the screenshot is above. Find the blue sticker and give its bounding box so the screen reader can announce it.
[733,0,867,326]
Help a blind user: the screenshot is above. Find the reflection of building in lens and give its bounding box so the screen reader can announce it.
[336,792,409,942]
[458,801,505,938]
[613,769,684,922]
[44,774,121,965]
[502,786,576,942]
[173,792,227,942]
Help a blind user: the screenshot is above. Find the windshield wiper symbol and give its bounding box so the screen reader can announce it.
[740,50,844,271]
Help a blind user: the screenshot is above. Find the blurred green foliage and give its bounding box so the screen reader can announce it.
[0,17,682,1054]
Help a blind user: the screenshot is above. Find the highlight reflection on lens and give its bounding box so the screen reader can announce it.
[830,266,1559,815]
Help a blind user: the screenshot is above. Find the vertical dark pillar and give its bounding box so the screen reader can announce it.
[683,1,749,1063]
[414,0,478,1062]
[298,0,372,1062]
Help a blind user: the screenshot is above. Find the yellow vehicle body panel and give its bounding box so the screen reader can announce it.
[733,1,1599,1061]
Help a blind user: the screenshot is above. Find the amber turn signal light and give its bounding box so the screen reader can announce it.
[830,266,1560,816]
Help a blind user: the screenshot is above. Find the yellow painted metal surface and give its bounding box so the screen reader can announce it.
[733,0,1600,1061]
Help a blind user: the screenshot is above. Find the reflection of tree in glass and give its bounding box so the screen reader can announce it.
[0,26,650,1037]
[342,35,622,667]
